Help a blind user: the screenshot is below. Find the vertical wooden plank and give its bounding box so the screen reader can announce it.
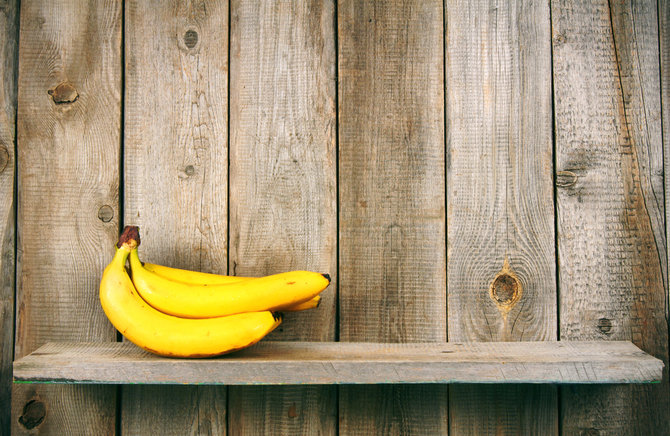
[552,0,669,433]
[445,0,557,434]
[661,0,670,374]
[227,1,337,434]
[11,1,121,434]
[123,1,229,434]
[0,0,18,434]
[338,1,448,434]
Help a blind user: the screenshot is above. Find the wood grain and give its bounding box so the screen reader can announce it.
[552,0,669,433]
[15,341,663,384]
[0,0,18,433]
[227,1,337,435]
[11,1,121,435]
[123,1,229,434]
[445,0,557,434]
[661,0,670,352]
[338,1,447,434]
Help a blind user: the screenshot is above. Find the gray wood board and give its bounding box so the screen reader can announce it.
[337,0,448,434]
[0,0,18,434]
[122,1,230,434]
[13,341,663,385]
[12,0,121,434]
[552,0,669,433]
[445,0,557,433]
[227,1,337,435]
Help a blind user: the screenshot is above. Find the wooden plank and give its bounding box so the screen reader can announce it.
[13,341,664,384]
[0,1,18,434]
[123,1,229,434]
[11,1,121,434]
[444,0,557,434]
[227,1,337,435]
[552,0,670,433]
[660,0,670,431]
[338,1,447,434]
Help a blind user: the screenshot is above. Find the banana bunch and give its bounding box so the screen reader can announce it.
[99,226,330,358]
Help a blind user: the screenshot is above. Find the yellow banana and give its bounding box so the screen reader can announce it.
[99,235,281,358]
[135,251,322,312]
[128,247,331,319]
[142,261,249,285]
[282,295,321,311]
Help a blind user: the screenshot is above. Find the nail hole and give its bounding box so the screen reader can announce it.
[184,30,198,49]
[184,165,195,176]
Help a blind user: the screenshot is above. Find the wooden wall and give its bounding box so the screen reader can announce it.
[1,0,668,435]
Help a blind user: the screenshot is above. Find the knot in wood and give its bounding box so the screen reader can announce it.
[491,274,519,305]
[98,205,114,222]
[555,170,577,188]
[0,145,9,173]
[597,317,612,335]
[489,258,522,317]
[48,82,78,104]
[184,29,198,49]
[19,399,46,430]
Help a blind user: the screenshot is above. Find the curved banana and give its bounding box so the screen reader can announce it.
[134,250,322,312]
[142,260,249,285]
[99,238,281,357]
[128,247,331,319]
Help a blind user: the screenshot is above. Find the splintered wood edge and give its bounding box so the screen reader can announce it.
[13,341,664,385]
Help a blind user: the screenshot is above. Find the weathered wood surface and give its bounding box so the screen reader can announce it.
[662,0,670,324]
[123,1,229,434]
[13,341,664,384]
[11,1,121,434]
[552,0,669,434]
[0,1,18,434]
[227,1,337,435]
[445,0,557,434]
[338,1,447,434]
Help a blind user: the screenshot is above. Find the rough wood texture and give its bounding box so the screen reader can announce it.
[0,1,18,434]
[552,0,669,434]
[11,1,121,434]
[227,1,337,435]
[14,341,663,384]
[123,1,229,434]
[661,0,670,332]
[338,1,447,434]
[445,0,557,434]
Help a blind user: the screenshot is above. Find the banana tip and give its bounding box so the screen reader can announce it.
[321,273,331,283]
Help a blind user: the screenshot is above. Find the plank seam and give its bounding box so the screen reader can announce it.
[548,3,563,435]
[226,1,232,435]
[10,0,20,369]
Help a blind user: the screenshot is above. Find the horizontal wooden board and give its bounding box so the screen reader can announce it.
[13,341,662,385]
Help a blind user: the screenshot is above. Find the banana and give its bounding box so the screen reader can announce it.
[142,261,249,285]
[99,235,281,358]
[282,294,321,312]
[135,251,322,312]
[128,246,331,319]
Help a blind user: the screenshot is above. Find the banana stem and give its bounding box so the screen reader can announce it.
[118,226,140,250]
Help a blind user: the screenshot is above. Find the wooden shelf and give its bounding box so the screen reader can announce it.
[13,341,663,385]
